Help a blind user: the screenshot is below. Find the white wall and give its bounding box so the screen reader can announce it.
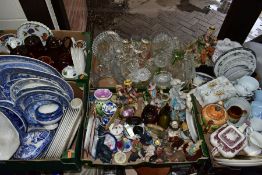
[0,0,27,30]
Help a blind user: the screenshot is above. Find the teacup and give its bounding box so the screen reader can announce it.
[62,66,78,79]
[6,37,22,49]
[227,106,246,124]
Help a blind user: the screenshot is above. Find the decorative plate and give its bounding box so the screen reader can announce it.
[0,68,73,100]
[13,85,70,102]
[0,106,27,133]
[16,21,53,45]
[13,130,54,160]
[0,55,60,77]
[10,78,65,100]
[15,90,69,113]
[102,101,117,115]
[214,47,256,79]
[0,111,20,160]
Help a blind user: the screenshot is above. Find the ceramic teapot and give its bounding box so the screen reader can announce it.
[202,104,228,133]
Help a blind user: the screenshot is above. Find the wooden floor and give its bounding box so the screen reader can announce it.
[63,0,87,31]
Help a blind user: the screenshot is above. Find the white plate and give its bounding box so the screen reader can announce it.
[214,156,262,163]
[186,110,198,142]
[214,47,256,77]
[216,161,262,167]
[17,21,53,45]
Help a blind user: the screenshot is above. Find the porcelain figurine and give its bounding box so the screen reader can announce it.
[124,79,138,104]
[168,120,181,138]
[116,84,128,105]
[202,104,228,133]
[145,145,156,162]
[148,82,157,99]
[183,140,203,161]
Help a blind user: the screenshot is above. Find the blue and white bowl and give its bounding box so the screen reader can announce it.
[102,101,117,116]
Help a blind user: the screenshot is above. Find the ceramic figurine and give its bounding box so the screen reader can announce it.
[168,120,181,138]
[124,79,138,104]
[116,84,128,104]
[183,140,203,161]
[148,82,157,99]
[187,26,217,66]
[145,145,156,162]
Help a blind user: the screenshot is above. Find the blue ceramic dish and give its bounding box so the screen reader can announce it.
[35,101,63,125]
[0,55,60,77]
[0,106,27,133]
[13,85,71,102]
[13,130,54,160]
[16,90,69,111]
[0,68,73,100]
[10,78,69,101]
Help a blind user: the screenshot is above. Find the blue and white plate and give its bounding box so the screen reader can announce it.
[10,78,63,100]
[0,55,60,77]
[0,106,27,133]
[15,90,69,115]
[23,100,63,125]
[0,68,73,100]
[13,130,54,160]
[13,85,71,102]
[0,62,55,77]
[0,111,20,160]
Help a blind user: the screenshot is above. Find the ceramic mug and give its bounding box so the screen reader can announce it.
[6,37,22,49]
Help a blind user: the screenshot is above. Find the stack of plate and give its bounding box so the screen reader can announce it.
[0,55,74,160]
[214,47,256,81]
[215,156,262,167]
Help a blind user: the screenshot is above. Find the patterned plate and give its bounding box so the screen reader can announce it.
[17,21,53,45]
[214,47,256,79]
[0,68,73,100]
[13,130,54,160]
[0,55,61,77]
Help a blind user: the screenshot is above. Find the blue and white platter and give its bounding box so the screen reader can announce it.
[0,106,27,133]
[15,90,69,114]
[0,55,60,77]
[13,130,54,160]
[12,85,71,102]
[0,68,74,100]
[10,78,63,100]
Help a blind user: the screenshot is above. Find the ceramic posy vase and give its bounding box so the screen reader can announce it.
[157,103,171,129]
